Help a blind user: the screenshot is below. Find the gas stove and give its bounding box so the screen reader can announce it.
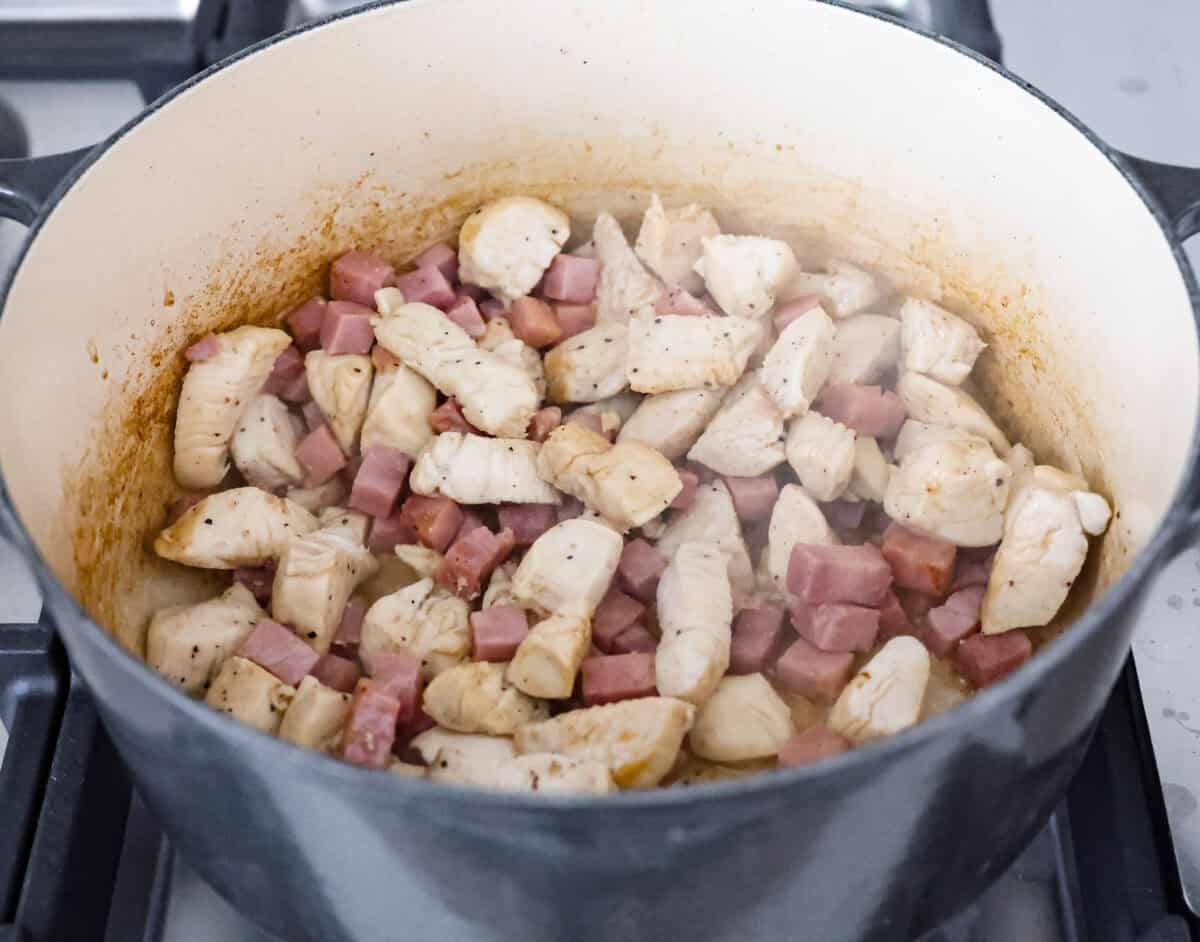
[0,3,1198,940]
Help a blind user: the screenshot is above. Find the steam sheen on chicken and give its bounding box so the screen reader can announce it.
[410,432,560,504]
[154,488,318,568]
[457,196,570,303]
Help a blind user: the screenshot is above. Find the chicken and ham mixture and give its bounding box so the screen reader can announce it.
[147,194,1112,793]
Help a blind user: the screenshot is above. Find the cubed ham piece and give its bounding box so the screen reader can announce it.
[479,298,506,320]
[233,564,275,605]
[670,469,699,510]
[896,588,936,622]
[552,303,596,341]
[565,409,612,440]
[295,424,346,486]
[320,300,376,355]
[581,652,657,706]
[611,623,658,654]
[393,709,437,756]
[777,724,851,768]
[310,653,361,694]
[331,598,366,659]
[470,605,529,661]
[774,637,855,704]
[367,507,418,554]
[498,503,557,546]
[724,475,779,523]
[435,526,516,599]
[399,494,464,553]
[787,543,893,606]
[921,585,985,657]
[822,499,867,532]
[285,297,328,352]
[185,334,221,362]
[330,250,395,307]
[415,243,459,283]
[394,265,456,311]
[428,399,480,435]
[814,384,907,439]
[798,603,880,653]
[367,649,424,725]
[454,509,488,543]
[238,619,320,686]
[772,295,822,334]
[527,406,562,442]
[592,586,646,653]
[349,446,412,518]
[342,680,402,768]
[881,523,957,596]
[445,297,486,338]
[343,453,364,486]
[955,630,1033,688]
[556,496,584,522]
[542,254,601,303]
[876,590,913,642]
[278,372,311,404]
[302,400,327,433]
[730,605,787,675]
[371,345,402,371]
[508,297,562,349]
[655,287,710,316]
[618,538,669,603]
[261,345,306,397]
[951,553,994,591]
[457,283,486,301]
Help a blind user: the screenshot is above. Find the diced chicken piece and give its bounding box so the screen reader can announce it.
[785,411,856,502]
[409,432,559,506]
[618,387,724,461]
[286,477,347,514]
[828,636,930,744]
[981,485,1090,634]
[388,761,428,779]
[375,303,538,438]
[828,314,901,385]
[423,661,548,735]
[481,560,519,610]
[360,362,437,459]
[507,613,591,698]
[656,480,755,596]
[1073,490,1112,536]
[781,261,882,319]
[565,407,620,441]
[656,541,733,705]
[146,583,264,695]
[892,420,987,463]
[536,423,681,531]
[762,484,836,589]
[760,307,836,417]
[687,374,786,477]
[884,439,1011,547]
[511,519,623,618]
[514,696,695,789]
[666,753,773,785]
[543,322,629,403]
[360,578,471,678]
[592,211,661,323]
[777,725,852,768]
[477,316,548,400]
[304,350,373,454]
[173,326,292,488]
[154,488,318,569]
[895,372,1010,455]
[457,196,569,303]
[271,526,378,654]
[1005,442,1036,493]
[1014,463,1112,537]
[411,728,517,787]
[493,753,615,794]
[626,315,762,393]
[318,507,370,545]
[278,675,351,751]
[634,194,720,295]
[689,673,793,762]
[204,655,295,734]
[849,436,892,502]
[693,235,797,320]
[899,298,985,386]
[229,394,303,491]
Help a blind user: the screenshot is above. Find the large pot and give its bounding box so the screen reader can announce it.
[1,2,1199,939]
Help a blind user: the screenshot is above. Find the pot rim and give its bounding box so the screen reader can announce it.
[2,0,1198,812]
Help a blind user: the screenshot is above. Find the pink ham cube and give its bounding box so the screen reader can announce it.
[670,469,699,510]
[821,499,867,532]
[787,543,893,606]
[295,424,346,486]
[399,495,463,553]
[428,399,479,435]
[285,296,328,352]
[542,255,601,303]
[815,384,907,440]
[185,334,220,362]
[436,527,516,599]
[479,298,506,320]
[774,637,855,704]
[366,649,424,725]
[454,509,488,544]
[951,552,994,591]
[457,283,486,301]
[414,243,459,283]
[330,250,395,307]
[394,265,456,311]
[730,605,787,675]
[331,598,366,659]
[445,297,486,338]
[799,603,880,653]
[527,407,562,442]
[366,508,418,555]
[320,300,376,355]
[301,400,326,433]
[724,475,779,523]
[498,503,557,546]
[309,654,361,694]
[470,605,529,662]
[556,496,584,522]
[777,724,851,768]
[581,653,657,706]
[277,372,311,404]
[618,538,669,602]
[773,295,822,333]
[655,287,710,316]
[233,564,275,605]
[341,680,403,768]
[896,588,937,622]
[881,523,957,596]
[592,587,646,653]
[876,590,914,642]
[921,586,985,657]
[611,624,658,654]
[348,446,412,518]
[552,303,596,341]
[238,619,319,686]
[509,297,563,349]
[261,345,305,397]
[955,630,1032,688]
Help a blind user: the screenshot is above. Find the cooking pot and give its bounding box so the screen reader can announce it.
[1,1,1199,939]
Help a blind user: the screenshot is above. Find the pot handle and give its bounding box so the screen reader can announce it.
[1114,152,1200,243]
[0,149,92,226]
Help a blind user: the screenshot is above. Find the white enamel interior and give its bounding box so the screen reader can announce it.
[0,0,1193,652]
